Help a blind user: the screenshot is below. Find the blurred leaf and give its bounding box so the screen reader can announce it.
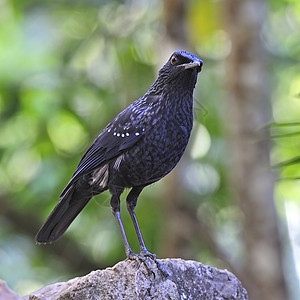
[269,122,300,127]
[273,156,300,168]
[271,131,300,138]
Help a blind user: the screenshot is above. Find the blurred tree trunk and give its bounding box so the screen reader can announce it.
[222,0,288,299]
[163,0,187,47]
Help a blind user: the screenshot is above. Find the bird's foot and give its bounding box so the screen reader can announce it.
[140,250,170,278]
[126,250,156,276]
[126,249,170,278]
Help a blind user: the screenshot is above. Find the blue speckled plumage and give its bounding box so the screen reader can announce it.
[36,51,203,260]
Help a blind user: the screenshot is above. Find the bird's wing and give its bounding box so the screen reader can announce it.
[59,97,157,198]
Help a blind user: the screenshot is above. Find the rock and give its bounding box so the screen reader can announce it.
[0,280,22,300]
[23,258,248,300]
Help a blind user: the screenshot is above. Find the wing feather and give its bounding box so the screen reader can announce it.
[59,97,156,198]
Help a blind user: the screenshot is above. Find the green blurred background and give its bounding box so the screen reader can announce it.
[0,0,299,299]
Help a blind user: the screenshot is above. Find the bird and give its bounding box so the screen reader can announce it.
[36,50,203,272]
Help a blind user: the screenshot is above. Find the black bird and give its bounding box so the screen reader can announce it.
[36,50,203,268]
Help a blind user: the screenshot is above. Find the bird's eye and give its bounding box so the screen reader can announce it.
[170,55,178,65]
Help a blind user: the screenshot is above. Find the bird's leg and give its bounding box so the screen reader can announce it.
[126,187,148,253]
[110,189,135,259]
[126,186,170,278]
[126,186,148,253]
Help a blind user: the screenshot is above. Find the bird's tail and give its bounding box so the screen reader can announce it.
[35,182,100,243]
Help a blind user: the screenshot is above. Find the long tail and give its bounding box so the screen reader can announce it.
[35,182,105,243]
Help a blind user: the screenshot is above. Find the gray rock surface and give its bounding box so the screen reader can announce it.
[21,258,248,300]
[0,280,22,300]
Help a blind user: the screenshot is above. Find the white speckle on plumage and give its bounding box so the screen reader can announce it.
[135,132,140,136]
[107,129,111,133]
[121,134,125,137]
[113,132,116,136]
[126,133,129,136]
[117,133,120,137]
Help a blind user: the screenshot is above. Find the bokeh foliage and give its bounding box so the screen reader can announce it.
[0,0,299,296]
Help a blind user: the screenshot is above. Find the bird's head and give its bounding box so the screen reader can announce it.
[158,50,203,83]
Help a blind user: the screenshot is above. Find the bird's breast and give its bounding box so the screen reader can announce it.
[113,115,192,186]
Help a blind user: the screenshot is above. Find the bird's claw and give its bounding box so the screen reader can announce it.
[127,250,170,278]
[145,254,170,278]
[126,251,155,276]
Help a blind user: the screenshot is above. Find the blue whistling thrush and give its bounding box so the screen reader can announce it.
[36,50,203,272]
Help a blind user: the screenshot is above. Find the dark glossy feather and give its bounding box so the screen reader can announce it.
[60,95,161,198]
[36,50,203,244]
